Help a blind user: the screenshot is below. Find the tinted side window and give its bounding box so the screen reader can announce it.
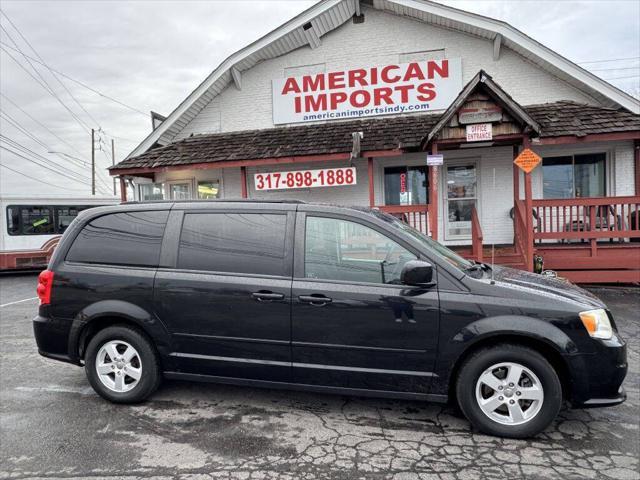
[305,216,417,284]
[66,211,169,267]
[178,213,287,276]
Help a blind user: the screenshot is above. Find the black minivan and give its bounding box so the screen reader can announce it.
[33,200,627,438]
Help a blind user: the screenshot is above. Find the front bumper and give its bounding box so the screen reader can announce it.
[566,334,628,408]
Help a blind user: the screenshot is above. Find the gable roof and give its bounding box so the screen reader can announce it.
[425,70,541,145]
[111,100,640,173]
[127,0,640,159]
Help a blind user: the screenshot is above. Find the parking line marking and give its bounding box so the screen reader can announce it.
[0,296,38,308]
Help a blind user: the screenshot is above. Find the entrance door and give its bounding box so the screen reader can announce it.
[445,163,478,240]
[291,212,440,394]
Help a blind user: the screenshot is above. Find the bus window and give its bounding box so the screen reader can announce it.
[21,207,54,235]
[7,207,20,235]
[55,206,88,233]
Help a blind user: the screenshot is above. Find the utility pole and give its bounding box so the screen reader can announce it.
[91,128,95,195]
[111,138,116,196]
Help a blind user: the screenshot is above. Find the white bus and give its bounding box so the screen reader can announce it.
[0,196,119,272]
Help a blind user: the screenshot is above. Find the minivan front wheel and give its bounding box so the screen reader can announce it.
[456,344,562,438]
[85,325,161,403]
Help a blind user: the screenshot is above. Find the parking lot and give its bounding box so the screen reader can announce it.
[0,273,638,480]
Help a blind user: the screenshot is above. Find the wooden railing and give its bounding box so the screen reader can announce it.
[531,196,640,243]
[377,204,431,236]
[471,206,483,262]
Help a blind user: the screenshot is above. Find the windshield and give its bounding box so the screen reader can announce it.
[373,210,475,272]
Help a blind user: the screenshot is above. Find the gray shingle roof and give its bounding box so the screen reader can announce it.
[112,101,639,171]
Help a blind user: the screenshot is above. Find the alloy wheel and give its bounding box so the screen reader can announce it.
[95,340,142,393]
[475,361,544,426]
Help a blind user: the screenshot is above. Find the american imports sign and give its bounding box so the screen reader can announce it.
[272,58,462,125]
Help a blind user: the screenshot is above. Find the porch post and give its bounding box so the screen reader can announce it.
[428,143,439,240]
[119,176,127,202]
[240,166,248,198]
[634,139,639,195]
[367,157,375,207]
[522,137,534,272]
[512,145,520,241]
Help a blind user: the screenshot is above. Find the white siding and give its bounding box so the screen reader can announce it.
[172,6,598,140]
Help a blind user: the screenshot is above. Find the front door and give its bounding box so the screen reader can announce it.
[290,212,440,394]
[444,162,478,240]
[154,207,295,382]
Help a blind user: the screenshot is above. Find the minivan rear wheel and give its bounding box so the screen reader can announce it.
[85,325,161,403]
[456,344,562,438]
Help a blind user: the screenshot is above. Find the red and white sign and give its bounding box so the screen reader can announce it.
[466,123,493,142]
[254,167,356,191]
[272,58,462,125]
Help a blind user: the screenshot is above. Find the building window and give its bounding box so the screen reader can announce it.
[542,153,605,198]
[139,183,165,201]
[384,166,428,205]
[198,181,220,199]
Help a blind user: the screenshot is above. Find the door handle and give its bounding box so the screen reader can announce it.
[251,291,285,302]
[298,294,332,306]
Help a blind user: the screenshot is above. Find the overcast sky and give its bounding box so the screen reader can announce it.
[1,0,638,197]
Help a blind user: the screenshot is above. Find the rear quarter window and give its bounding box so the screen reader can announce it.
[66,210,169,267]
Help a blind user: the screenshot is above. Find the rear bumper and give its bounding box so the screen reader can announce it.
[566,334,627,408]
[33,314,80,366]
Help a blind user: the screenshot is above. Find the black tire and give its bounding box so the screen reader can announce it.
[85,325,161,403]
[456,344,562,438]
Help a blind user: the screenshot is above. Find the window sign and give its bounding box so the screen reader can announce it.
[272,58,463,124]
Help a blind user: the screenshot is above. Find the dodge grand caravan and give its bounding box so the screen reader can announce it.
[33,200,627,438]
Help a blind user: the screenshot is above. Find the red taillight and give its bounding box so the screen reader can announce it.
[37,270,54,305]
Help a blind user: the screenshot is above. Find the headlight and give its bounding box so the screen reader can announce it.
[579,309,613,340]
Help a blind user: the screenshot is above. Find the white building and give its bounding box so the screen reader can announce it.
[111,0,640,283]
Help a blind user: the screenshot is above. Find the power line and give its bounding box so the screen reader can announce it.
[0,92,87,158]
[0,162,90,191]
[601,74,640,81]
[589,66,639,72]
[0,133,113,194]
[0,42,91,134]
[0,40,149,118]
[0,108,88,169]
[0,103,113,184]
[1,144,112,195]
[578,56,640,64]
[1,135,93,183]
[0,9,101,128]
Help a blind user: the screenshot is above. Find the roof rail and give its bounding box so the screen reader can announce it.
[121,199,307,205]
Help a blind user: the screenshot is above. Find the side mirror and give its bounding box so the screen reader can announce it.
[400,260,436,288]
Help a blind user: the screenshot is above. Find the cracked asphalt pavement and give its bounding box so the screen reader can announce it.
[1,274,638,479]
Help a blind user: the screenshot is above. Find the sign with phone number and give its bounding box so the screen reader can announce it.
[254,167,356,191]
